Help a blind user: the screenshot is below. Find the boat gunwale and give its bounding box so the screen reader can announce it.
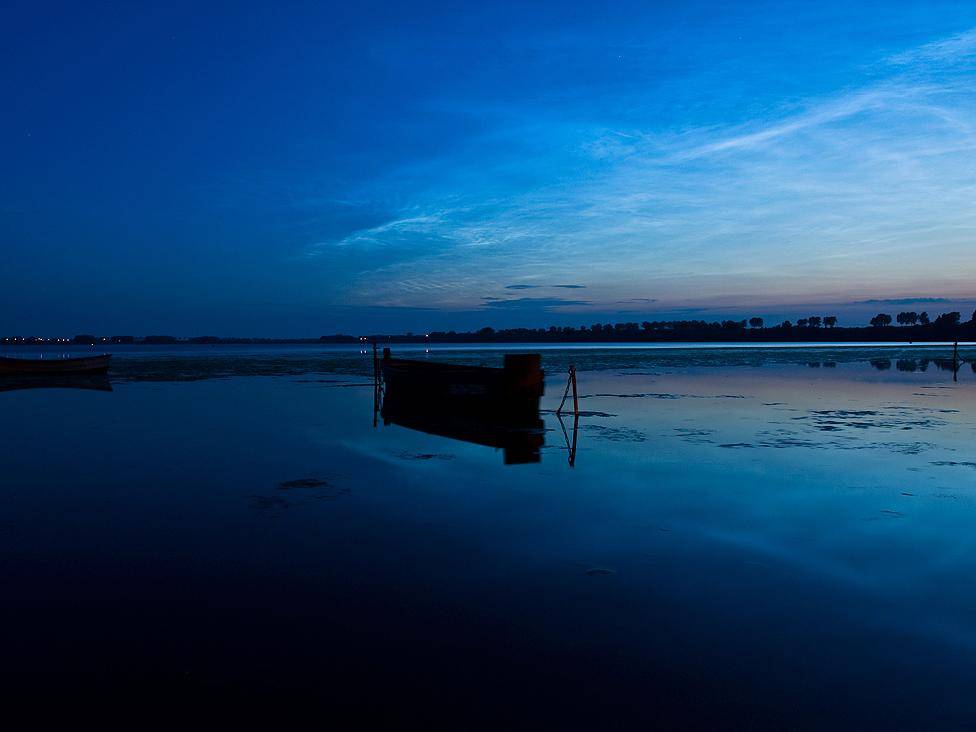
[381,357,507,376]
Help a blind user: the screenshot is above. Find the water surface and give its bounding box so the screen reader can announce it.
[1,344,974,725]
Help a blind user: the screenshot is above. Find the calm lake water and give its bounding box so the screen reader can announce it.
[2,343,975,725]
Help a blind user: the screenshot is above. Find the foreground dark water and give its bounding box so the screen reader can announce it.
[1,344,975,725]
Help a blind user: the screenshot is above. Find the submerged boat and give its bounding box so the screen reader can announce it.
[379,348,544,416]
[0,353,112,375]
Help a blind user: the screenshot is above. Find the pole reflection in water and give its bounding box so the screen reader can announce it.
[556,411,579,467]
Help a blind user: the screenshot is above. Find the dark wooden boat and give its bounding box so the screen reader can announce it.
[377,349,547,463]
[0,353,112,375]
[380,349,544,416]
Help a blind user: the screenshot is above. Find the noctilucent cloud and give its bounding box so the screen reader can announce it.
[2,1,975,336]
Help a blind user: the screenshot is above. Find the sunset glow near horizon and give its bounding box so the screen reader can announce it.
[2,1,976,336]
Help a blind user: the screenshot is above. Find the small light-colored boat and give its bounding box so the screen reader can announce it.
[0,353,112,375]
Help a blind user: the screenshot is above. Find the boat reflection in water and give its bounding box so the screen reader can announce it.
[377,349,546,464]
[0,374,114,393]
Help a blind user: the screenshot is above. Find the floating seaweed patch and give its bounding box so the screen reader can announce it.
[541,409,617,417]
[582,424,647,443]
[279,477,332,490]
[584,392,747,400]
[792,407,947,432]
[930,461,976,469]
[735,427,937,454]
[673,427,717,444]
[398,451,455,461]
[277,477,351,500]
[585,392,681,399]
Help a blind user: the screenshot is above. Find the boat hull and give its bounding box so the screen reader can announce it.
[378,350,545,464]
[380,351,543,417]
[0,354,112,375]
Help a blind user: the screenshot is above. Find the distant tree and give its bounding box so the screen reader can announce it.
[808,316,822,328]
[749,317,764,329]
[641,321,652,331]
[477,326,495,336]
[896,311,919,326]
[797,318,809,328]
[869,313,893,327]
[934,311,961,327]
[919,311,930,325]
[824,316,837,328]
[971,310,976,323]
[590,324,602,333]
[781,320,792,329]
[72,334,97,345]
[896,312,909,325]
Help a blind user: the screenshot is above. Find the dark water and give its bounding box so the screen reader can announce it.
[2,344,975,725]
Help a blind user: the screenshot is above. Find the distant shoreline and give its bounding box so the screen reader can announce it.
[2,331,975,348]
[3,313,975,347]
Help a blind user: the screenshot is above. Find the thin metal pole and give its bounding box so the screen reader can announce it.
[570,364,578,416]
[556,368,572,415]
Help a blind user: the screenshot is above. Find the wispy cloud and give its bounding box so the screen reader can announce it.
[887,28,976,67]
[313,24,976,316]
[854,297,951,305]
[480,296,589,311]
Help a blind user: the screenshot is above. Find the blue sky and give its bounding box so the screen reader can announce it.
[2,1,975,335]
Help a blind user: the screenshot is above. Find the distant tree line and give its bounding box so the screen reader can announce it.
[4,310,974,346]
[323,309,976,344]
